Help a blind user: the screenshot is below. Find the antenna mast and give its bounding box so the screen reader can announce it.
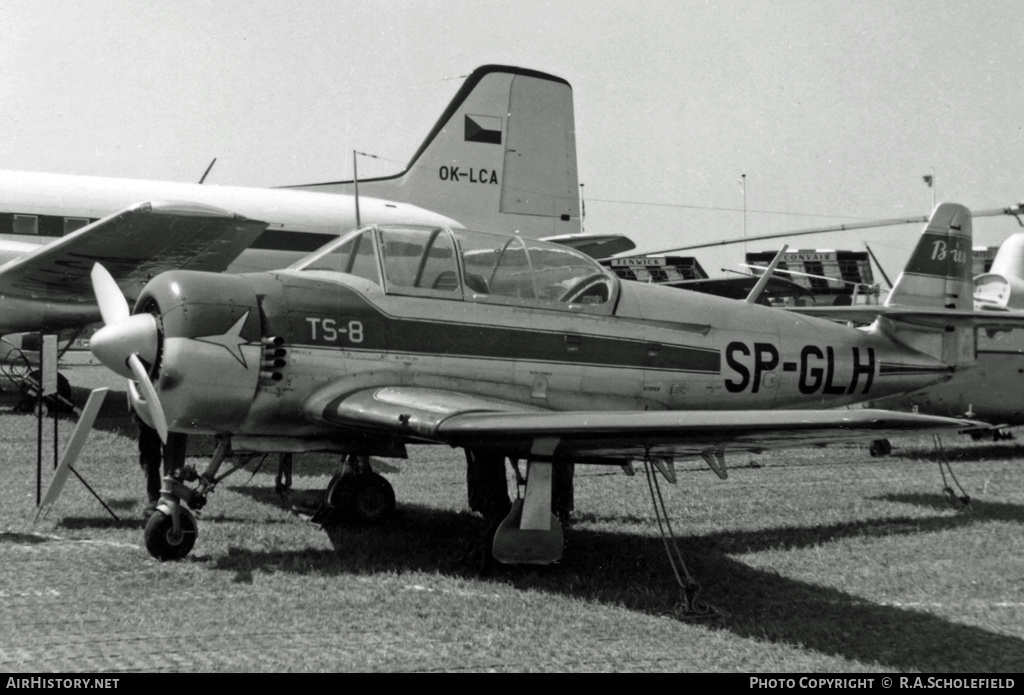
[353,151,361,227]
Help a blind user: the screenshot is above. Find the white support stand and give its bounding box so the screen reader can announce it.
[35,388,110,523]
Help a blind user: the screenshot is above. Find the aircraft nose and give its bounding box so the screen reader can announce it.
[90,313,159,379]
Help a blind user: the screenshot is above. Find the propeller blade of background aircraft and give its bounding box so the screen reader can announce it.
[128,353,167,444]
[90,263,130,325]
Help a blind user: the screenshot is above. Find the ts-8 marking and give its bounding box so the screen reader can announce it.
[306,317,364,343]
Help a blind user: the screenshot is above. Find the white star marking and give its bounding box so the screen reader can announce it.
[195,311,251,367]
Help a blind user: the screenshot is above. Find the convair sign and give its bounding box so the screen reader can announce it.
[782,252,837,263]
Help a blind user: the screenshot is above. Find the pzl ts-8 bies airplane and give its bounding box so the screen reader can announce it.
[87,203,1004,566]
[0,65,579,342]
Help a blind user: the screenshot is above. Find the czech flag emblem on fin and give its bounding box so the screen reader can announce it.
[465,115,502,144]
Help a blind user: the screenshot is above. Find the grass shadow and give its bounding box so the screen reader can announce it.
[202,500,1023,672]
[56,515,146,530]
[875,491,1024,522]
[894,442,1024,463]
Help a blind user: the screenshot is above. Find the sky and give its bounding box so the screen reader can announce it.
[2,0,1023,280]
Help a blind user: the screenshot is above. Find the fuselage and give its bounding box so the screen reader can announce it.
[0,169,458,274]
[111,225,954,446]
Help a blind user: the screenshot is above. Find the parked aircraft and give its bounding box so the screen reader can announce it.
[87,204,999,567]
[0,65,580,386]
[0,66,579,271]
[865,231,1024,436]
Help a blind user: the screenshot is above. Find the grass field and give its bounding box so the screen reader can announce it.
[1,355,1022,672]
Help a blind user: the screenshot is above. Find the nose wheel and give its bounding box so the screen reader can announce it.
[144,508,198,561]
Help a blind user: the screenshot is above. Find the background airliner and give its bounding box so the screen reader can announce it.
[0,65,580,351]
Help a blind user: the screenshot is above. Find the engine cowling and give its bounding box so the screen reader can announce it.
[134,270,263,434]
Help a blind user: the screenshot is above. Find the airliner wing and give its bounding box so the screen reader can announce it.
[0,201,266,304]
[312,385,973,462]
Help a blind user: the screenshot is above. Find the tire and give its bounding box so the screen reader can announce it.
[144,509,198,561]
[351,473,396,523]
[330,472,396,524]
[869,439,891,457]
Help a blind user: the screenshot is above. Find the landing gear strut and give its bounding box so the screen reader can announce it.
[141,437,244,561]
[144,463,207,561]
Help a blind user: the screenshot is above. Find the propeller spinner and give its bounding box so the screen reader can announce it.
[89,264,168,443]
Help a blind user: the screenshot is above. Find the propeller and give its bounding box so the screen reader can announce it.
[90,263,130,325]
[89,263,168,443]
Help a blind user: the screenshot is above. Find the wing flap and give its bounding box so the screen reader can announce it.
[311,385,973,462]
[0,201,267,304]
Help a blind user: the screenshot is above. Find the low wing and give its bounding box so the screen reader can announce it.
[0,201,267,305]
[311,385,973,462]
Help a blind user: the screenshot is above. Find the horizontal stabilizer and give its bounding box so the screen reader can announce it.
[788,304,1024,330]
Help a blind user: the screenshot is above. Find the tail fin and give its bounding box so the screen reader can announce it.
[883,203,975,368]
[287,65,580,238]
[885,203,973,311]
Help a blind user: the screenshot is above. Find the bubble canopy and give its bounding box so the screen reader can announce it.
[290,225,619,312]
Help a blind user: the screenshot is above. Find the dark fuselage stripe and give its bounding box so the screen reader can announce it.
[291,312,721,374]
[878,363,949,375]
[299,344,716,376]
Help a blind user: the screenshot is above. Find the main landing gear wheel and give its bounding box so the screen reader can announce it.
[325,471,396,524]
[869,439,892,457]
[144,509,198,561]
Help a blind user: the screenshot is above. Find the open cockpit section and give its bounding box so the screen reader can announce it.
[290,225,619,314]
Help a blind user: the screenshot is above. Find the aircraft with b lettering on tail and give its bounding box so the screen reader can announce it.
[863,229,1024,433]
